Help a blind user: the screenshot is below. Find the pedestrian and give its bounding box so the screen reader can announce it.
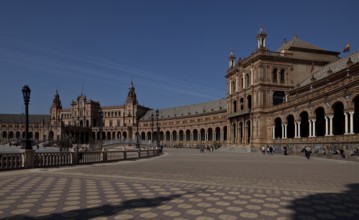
[283,146,288,155]
[339,149,345,159]
[269,146,273,155]
[266,145,270,155]
[305,146,312,159]
[261,146,265,155]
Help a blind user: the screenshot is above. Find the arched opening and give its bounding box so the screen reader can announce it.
[49,131,54,140]
[200,129,205,141]
[166,131,170,141]
[354,96,359,133]
[107,132,111,140]
[35,132,39,140]
[274,118,282,139]
[160,131,164,141]
[247,95,252,110]
[246,120,251,144]
[287,115,295,138]
[9,131,14,139]
[186,130,191,141]
[123,132,127,139]
[2,131,7,139]
[147,132,152,141]
[315,107,325,136]
[272,68,278,83]
[193,129,198,141]
[179,130,184,141]
[333,102,345,135]
[280,69,285,84]
[233,100,237,113]
[300,111,309,137]
[208,128,213,141]
[141,132,145,140]
[172,131,177,141]
[16,131,20,139]
[117,132,121,139]
[97,132,100,140]
[215,127,220,141]
[112,131,116,139]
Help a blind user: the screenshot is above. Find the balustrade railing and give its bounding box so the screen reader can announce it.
[0,149,162,171]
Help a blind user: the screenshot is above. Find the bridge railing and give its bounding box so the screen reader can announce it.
[0,148,162,171]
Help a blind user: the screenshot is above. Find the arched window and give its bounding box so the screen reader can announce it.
[272,68,278,83]
[280,69,285,84]
[300,111,309,137]
[287,115,295,138]
[247,95,252,110]
[208,128,213,141]
[315,107,325,136]
[333,102,345,135]
[193,129,198,141]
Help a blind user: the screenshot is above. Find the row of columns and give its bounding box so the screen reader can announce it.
[144,131,226,142]
[229,70,254,94]
[273,111,355,139]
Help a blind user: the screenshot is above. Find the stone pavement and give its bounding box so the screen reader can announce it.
[1,148,359,220]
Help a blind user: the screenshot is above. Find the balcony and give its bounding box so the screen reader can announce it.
[228,110,251,118]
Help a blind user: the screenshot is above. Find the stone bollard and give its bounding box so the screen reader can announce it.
[22,149,35,168]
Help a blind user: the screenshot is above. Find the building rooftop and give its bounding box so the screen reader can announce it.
[0,114,50,124]
[140,98,226,121]
[299,51,359,86]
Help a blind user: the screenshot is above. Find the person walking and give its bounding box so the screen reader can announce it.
[283,146,288,155]
[305,146,312,159]
[261,146,266,155]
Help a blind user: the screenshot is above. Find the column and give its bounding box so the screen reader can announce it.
[242,73,246,88]
[281,124,284,139]
[344,112,349,135]
[325,116,329,136]
[190,132,193,141]
[220,131,224,142]
[250,68,254,85]
[312,119,316,137]
[284,124,288,139]
[229,80,232,94]
[308,119,312,137]
[349,111,355,134]
[272,126,275,139]
[329,115,334,136]
[214,132,217,141]
[205,132,208,141]
[170,134,173,142]
[294,122,298,138]
[298,122,301,138]
[198,133,201,141]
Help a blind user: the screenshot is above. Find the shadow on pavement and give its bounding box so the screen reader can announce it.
[5,192,185,220]
[288,183,359,220]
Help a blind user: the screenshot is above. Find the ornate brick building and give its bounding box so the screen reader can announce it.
[1,27,359,151]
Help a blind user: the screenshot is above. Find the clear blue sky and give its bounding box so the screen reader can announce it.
[1,0,358,114]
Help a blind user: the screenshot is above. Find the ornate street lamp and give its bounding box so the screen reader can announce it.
[156,109,161,152]
[99,110,103,150]
[151,113,154,145]
[22,85,32,150]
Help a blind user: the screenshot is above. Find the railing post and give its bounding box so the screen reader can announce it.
[123,151,127,160]
[22,149,35,168]
[102,151,107,163]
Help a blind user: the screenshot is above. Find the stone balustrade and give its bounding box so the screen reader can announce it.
[0,149,161,171]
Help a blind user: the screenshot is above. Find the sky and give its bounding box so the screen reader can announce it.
[1,0,359,114]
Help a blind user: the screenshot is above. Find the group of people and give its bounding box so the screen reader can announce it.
[261,145,275,155]
[200,145,214,152]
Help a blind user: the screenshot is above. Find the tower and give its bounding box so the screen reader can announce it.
[50,90,62,125]
[257,25,267,49]
[228,51,236,68]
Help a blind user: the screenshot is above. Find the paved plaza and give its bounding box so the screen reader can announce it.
[0,149,359,220]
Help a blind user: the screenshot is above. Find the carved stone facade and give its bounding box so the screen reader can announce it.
[1,27,359,150]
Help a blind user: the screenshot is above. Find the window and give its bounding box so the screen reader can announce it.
[272,91,285,105]
[272,68,277,83]
[280,69,285,84]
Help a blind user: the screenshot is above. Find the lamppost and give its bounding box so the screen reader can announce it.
[151,113,154,145]
[99,110,103,151]
[156,109,161,152]
[22,85,32,150]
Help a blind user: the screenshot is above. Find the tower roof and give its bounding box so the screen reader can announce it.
[276,35,324,52]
